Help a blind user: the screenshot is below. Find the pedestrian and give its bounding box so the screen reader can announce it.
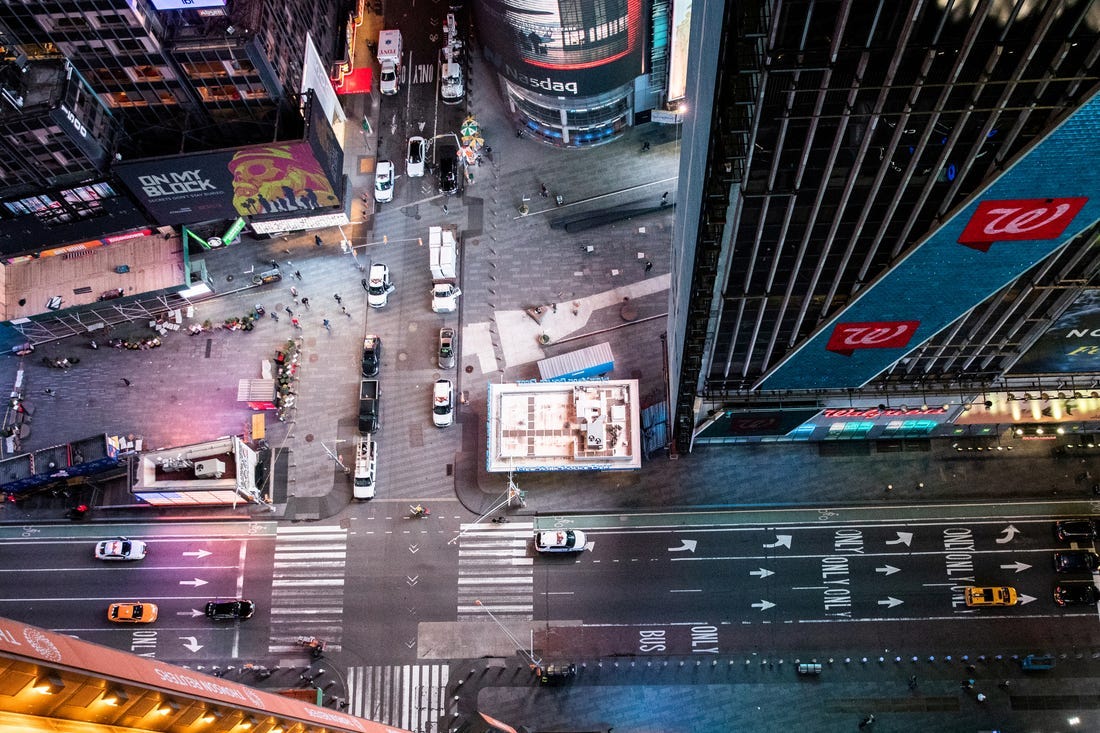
[998,680,1010,690]
[858,714,874,729]
[290,286,298,297]
[334,293,342,304]
[43,388,55,396]
[270,312,279,322]
[540,183,549,197]
[294,270,303,281]
[644,260,653,274]
[641,140,650,151]
[361,278,369,292]
[976,693,987,703]
[323,319,331,332]
[963,679,974,690]
[908,675,917,690]
[314,234,323,247]
[291,317,301,330]
[285,306,293,316]
[341,305,350,317]
[301,297,310,309]
[270,259,278,269]
[121,378,131,387]
[661,191,669,203]
[442,204,449,214]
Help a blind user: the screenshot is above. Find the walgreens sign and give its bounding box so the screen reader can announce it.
[958,197,1088,251]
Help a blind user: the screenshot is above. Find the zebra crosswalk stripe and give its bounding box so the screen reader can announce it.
[347,664,450,731]
[268,525,347,654]
[457,524,535,620]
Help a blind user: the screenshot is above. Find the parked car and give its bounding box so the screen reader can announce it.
[963,586,1017,607]
[406,136,426,177]
[432,379,454,427]
[362,335,382,377]
[1054,550,1100,573]
[108,602,158,623]
[205,600,256,620]
[374,160,395,203]
[438,327,456,369]
[1054,581,1100,607]
[534,530,588,553]
[1054,518,1097,542]
[438,146,459,195]
[95,537,147,561]
[367,264,393,308]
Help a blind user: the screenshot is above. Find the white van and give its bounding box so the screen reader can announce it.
[352,435,377,499]
[440,60,464,104]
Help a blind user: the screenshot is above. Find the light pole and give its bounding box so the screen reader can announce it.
[473,600,540,668]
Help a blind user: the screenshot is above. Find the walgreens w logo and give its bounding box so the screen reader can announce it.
[826,320,920,356]
[958,197,1087,252]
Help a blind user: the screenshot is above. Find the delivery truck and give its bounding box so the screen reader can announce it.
[429,225,461,312]
[352,435,377,500]
[359,379,380,433]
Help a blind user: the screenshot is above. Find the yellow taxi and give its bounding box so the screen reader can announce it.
[108,602,159,623]
[963,586,1018,607]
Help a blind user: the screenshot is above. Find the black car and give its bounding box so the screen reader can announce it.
[438,146,459,195]
[362,335,381,377]
[1053,550,1100,573]
[205,600,256,620]
[1054,581,1100,607]
[1054,518,1097,542]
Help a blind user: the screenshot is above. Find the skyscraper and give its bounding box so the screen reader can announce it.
[670,0,1100,450]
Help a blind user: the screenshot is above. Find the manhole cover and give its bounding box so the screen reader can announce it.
[398,351,407,362]
[465,365,473,373]
[304,434,315,443]
[309,352,319,362]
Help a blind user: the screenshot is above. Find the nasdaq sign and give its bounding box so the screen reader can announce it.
[759,89,1100,391]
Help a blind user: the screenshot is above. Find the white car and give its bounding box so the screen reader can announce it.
[374,160,394,203]
[432,379,454,427]
[406,136,426,178]
[95,537,148,561]
[534,530,588,553]
[367,263,393,308]
[431,282,461,313]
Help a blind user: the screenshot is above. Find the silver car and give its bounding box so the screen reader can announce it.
[406,136,426,178]
[95,537,148,561]
[438,327,456,369]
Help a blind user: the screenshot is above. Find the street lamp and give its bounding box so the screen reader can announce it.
[473,600,540,668]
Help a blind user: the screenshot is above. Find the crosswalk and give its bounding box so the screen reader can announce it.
[267,524,347,654]
[347,663,450,732]
[456,521,534,619]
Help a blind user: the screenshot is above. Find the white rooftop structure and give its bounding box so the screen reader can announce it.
[486,380,641,472]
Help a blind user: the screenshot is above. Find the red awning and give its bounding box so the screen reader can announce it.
[336,67,373,94]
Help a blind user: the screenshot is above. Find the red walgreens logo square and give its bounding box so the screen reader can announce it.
[958,197,1088,252]
[826,321,920,356]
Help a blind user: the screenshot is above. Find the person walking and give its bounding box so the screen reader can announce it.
[291,317,302,330]
[285,306,294,317]
[43,388,55,396]
[322,319,331,332]
[270,312,279,322]
[121,378,132,387]
[334,293,342,304]
[301,297,310,310]
[290,286,298,297]
[341,305,351,317]
[361,277,369,292]
[294,270,303,280]
[314,234,323,247]
[540,183,549,197]
[644,260,653,274]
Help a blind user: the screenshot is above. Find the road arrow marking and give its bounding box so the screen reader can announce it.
[179,578,208,587]
[995,525,1021,544]
[762,535,792,549]
[1017,593,1037,605]
[405,639,416,649]
[182,550,212,559]
[668,539,697,553]
[999,561,1031,573]
[177,609,206,618]
[876,565,901,576]
[409,544,420,554]
[407,575,419,587]
[751,600,776,611]
[877,597,904,609]
[179,636,203,653]
[749,568,774,579]
[885,532,913,546]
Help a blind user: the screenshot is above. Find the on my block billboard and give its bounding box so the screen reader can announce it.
[116,141,341,226]
[476,0,646,97]
[1011,289,1100,374]
[758,87,1100,391]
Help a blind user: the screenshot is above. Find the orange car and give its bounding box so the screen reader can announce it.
[108,602,158,623]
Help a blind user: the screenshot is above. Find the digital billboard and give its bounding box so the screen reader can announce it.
[758,88,1100,391]
[149,0,227,9]
[116,141,341,225]
[477,0,646,97]
[1011,289,1100,374]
